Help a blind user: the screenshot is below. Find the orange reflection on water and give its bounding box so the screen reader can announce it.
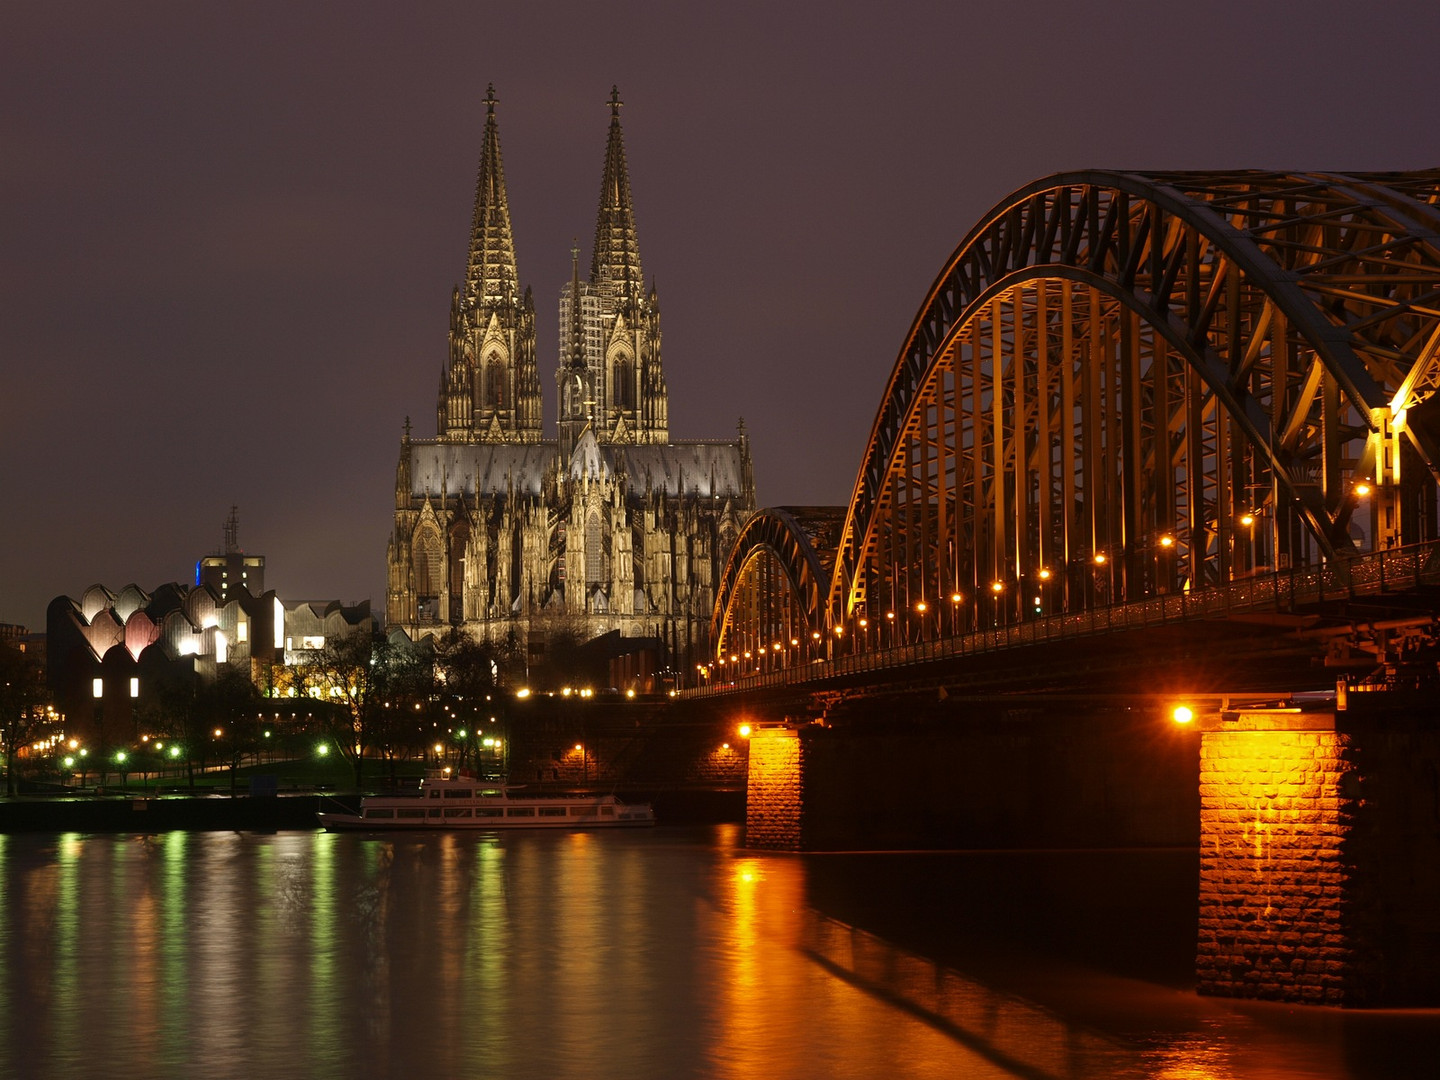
[711,853,1027,1079]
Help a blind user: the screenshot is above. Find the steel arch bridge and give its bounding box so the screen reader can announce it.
[713,170,1440,665]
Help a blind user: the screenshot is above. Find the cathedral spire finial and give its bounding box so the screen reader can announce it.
[591,86,641,303]
[465,83,519,303]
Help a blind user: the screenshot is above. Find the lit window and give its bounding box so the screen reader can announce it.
[237,621,247,642]
[92,678,103,699]
[129,677,139,698]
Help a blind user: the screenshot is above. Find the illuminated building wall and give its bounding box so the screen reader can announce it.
[1197,706,1440,1006]
[46,583,372,745]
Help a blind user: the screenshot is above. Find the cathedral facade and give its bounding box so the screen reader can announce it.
[385,88,755,676]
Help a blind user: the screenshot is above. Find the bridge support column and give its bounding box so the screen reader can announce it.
[744,727,805,850]
[1197,703,1440,1006]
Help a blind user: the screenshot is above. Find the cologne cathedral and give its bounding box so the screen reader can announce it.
[385,88,756,674]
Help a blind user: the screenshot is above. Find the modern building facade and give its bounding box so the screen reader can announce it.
[195,506,265,602]
[47,520,374,747]
[386,87,756,676]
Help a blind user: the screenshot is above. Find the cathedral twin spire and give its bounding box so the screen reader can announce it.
[591,87,644,311]
[465,84,520,305]
[440,85,667,455]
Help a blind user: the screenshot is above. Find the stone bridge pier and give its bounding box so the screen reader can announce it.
[742,695,1440,1006]
[1197,700,1440,1006]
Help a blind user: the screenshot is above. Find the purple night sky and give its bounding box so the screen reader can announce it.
[3,0,1437,630]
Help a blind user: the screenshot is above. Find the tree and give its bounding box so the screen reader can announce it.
[368,635,434,788]
[0,643,48,796]
[433,629,503,773]
[197,668,263,794]
[301,631,390,788]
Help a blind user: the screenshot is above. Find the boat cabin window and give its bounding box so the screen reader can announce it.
[364,808,395,819]
[538,806,567,817]
[506,807,535,817]
[443,788,472,799]
[428,808,441,818]
[397,809,426,819]
[568,806,594,815]
[443,808,472,818]
[428,789,441,798]
[476,808,503,817]
[601,807,614,815]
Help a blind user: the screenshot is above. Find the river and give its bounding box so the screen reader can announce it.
[0,827,1435,1079]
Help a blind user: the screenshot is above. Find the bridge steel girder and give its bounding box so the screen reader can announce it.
[823,170,1440,635]
[711,506,842,668]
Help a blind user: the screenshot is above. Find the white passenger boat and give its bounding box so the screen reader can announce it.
[317,774,655,831]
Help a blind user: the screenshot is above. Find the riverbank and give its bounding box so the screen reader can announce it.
[0,785,744,832]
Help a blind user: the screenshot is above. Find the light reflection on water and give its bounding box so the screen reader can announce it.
[0,829,1435,1079]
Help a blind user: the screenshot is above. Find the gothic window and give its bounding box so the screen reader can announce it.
[448,520,469,623]
[613,356,634,411]
[485,355,506,409]
[586,511,604,586]
[414,526,444,618]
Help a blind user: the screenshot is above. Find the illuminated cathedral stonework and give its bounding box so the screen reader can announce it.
[386,88,756,671]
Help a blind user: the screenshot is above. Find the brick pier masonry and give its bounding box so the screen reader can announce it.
[1197,703,1440,1006]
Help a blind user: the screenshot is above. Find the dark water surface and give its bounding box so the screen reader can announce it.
[0,828,1436,1079]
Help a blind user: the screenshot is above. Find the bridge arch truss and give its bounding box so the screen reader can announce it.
[830,170,1440,633]
[713,171,1440,658]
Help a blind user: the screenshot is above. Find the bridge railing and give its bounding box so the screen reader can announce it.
[686,539,1440,699]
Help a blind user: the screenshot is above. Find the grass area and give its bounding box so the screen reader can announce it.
[44,754,431,796]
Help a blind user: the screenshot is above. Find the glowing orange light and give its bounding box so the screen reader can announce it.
[575,743,584,752]
[1355,481,1372,497]
[1037,568,1052,581]
[1159,534,1175,548]
[915,601,927,614]
[738,724,752,738]
[1093,553,1107,565]
[886,611,896,620]
[990,581,1004,594]
[1172,705,1194,725]
[950,592,963,603]
[1240,513,1256,528]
